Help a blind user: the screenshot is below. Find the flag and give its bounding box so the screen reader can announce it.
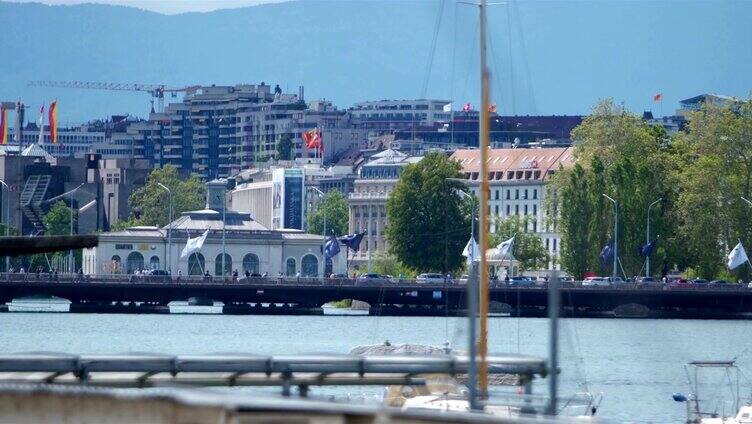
[727,242,748,270]
[0,108,7,145]
[37,104,45,145]
[497,236,515,257]
[462,103,472,112]
[653,93,663,102]
[488,103,497,113]
[324,233,340,259]
[462,236,480,263]
[443,103,452,112]
[599,239,614,266]
[48,100,58,144]
[302,128,323,151]
[180,229,209,259]
[339,231,366,251]
[638,239,657,257]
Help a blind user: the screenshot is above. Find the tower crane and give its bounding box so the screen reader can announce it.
[28,80,201,113]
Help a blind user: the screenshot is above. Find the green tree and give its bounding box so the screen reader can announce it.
[116,166,206,229]
[44,201,74,235]
[276,134,294,161]
[385,152,470,273]
[490,215,549,271]
[307,190,349,236]
[371,251,415,278]
[556,164,591,279]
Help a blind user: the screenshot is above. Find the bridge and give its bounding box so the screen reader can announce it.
[1,274,751,318]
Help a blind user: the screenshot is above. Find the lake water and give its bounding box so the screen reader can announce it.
[2,309,751,423]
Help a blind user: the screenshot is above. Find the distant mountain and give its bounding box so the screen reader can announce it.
[1,0,751,123]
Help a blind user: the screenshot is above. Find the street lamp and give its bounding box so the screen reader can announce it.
[602,194,618,279]
[69,183,85,274]
[157,183,173,273]
[646,197,662,277]
[447,176,479,410]
[310,187,326,279]
[0,179,9,272]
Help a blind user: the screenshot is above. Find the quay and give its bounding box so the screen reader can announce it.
[1,274,752,318]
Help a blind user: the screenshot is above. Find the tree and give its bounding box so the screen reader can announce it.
[371,251,414,278]
[385,152,470,273]
[490,215,549,271]
[307,190,349,236]
[556,164,591,279]
[116,166,206,229]
[44,201,74,235]
[276,134,294,161]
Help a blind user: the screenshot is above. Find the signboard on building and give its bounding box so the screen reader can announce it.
[271,168,305,230]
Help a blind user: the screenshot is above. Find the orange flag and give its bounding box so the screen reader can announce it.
[0,108,7,145]
[48,100,58,143]
[653,93,663,102]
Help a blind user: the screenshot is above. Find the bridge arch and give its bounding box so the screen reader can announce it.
[126,252,144,274]
[242,253,259,275]
[301,254,318,277]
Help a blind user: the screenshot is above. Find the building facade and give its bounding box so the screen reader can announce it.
[347,149,422,264]
[349,99,451,132]
[450,147,575,270]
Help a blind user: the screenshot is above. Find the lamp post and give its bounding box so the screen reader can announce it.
[69,183,85,274]
[646,197,662,277]
[603,194,618,279]
[447,177,479,410]
[157,183,173,273]
[0,179,9,272]
[310,187,326,278]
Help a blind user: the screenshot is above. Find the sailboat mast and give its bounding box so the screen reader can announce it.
[478,0,491,397]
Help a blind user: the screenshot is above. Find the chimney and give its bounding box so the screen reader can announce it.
[299,86,304,102]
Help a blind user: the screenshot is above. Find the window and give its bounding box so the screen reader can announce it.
[553,239,558,251]
[495,205,499,215]
[533,221,537,232]
[546,239,550,249]
[506,205,510,216]
[533,205,537,215]
[243,253,260,275]
[515,205,519,215]
[533,189,538,199]
[126,251,144,274]
[301,254,318,277]
[506,190,510,200]
[188,253,205,276]
[524,205,528,215]
[495,190,499,200]
[524,189,528,199]
[515,189,519,199]
[286,258,297,276]
[149,255,160,270]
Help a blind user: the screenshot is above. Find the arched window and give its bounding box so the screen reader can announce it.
[242,253,259,275]
[111,255,121,274]
[301,254,318,277]
[215,253,232,276]
[149,256,160,270]
[188,253,205,276]
[126,252,144,274]
[286,257,296,276]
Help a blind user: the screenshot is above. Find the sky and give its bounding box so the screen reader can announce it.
[8,0,286,14]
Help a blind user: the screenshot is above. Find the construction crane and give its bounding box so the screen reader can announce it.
[28,80,201,113]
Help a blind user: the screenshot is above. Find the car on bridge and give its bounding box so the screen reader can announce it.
[356,274,392,284]
[416,273,450,284]
[507,276,535,287]
[582,276,611,287]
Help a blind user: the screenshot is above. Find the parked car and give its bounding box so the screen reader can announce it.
[709,279,730,285]
[689,278,709,286]
[636,276,657,284]
[582,276,611,287]
[356,273,389,284]
[416,273,450,284]
[507,276,535,287]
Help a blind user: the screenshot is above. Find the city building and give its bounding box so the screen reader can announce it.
[128,84,356,180]
[348,149,423,265]
[450,146,576,270]
[349,99,452,132]
[83,180,344,277]
[676,93,743,117]
[229,166,306,231]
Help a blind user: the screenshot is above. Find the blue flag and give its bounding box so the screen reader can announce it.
[324,234,340,259]
[339,231,366,251]
[599,239,614,266]
[638,239,657,257]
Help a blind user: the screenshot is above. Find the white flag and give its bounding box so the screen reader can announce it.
[497,236,515,257]
[181,229,209,259]
[462,236,480,263]
[443,103,452,113]
[727,242,748,270]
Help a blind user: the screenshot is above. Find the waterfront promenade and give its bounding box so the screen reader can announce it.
[1,273,751,318]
